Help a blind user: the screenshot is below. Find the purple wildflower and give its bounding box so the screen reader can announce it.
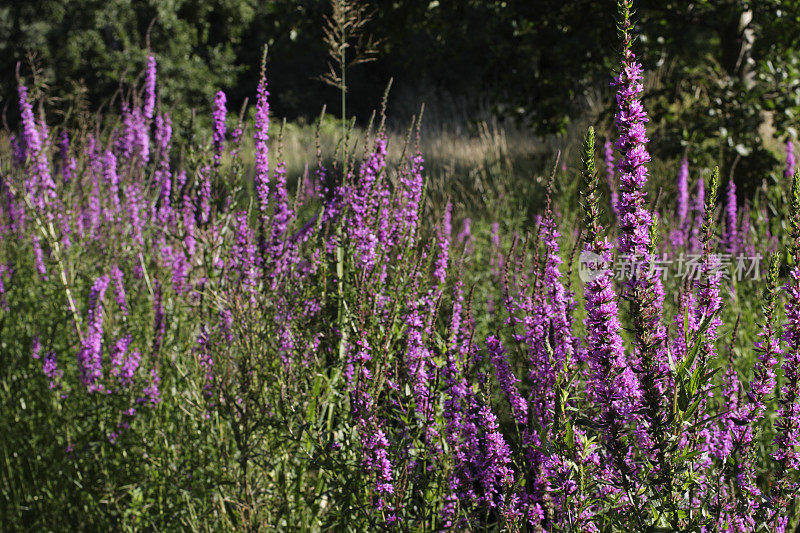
[143,55,157,120]
[751,262,782,416]
[725,178,738,254]
[31,336,41,360]
[434,203,452,285]
[232,211,259,302]
[10,135,24,167]
[133,108,150,164]
[775,171,800,485]
[109,336,140,386]
[124,182,145,248]
[254,65,270,217]
[110,265,128,316]
[268,160,293,275]
[613,1,667,463]
[777,261,800,470]
[42,351,63,390]
[182,196,197,258]
[677,157,689,225]
[669,158,690,248]
[117,103,136,160]
[141,367,162,405]
[604,139,619,217]
[78,275,110,392]
[397,150,424,246]
[487,335,527,424]
[198,165,211,224]
[689,175,706,252]
[154,113,173,224]
[213,91,227,167]
[32,235,47,279]
[477,405,515,508]
[18,84,56,212]
[59,131,75,183]
[196,328,215,404]
[103,149,121,213]
[456,218,474,255]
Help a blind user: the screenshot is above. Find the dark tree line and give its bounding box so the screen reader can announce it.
[3,1,800,183]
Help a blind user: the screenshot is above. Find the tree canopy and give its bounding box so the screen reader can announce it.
[3,0,800,183]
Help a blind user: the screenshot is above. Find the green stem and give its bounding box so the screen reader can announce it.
[341,43,347,169]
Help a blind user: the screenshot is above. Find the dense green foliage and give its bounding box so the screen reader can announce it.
[5,1,800,167]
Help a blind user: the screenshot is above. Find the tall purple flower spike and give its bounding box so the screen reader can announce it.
[143,55,157,120]
[213,91,227,167]
[613,0,667,470]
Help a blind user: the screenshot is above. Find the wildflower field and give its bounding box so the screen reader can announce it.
[2,0,800,531]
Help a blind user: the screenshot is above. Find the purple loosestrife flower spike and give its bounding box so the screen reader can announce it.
[775,169,800,486]
[750,254,781,420]
[269,159,293,263]
[124,182,145,249]
[613,0,667,466]
[346,135,389,271]
[254,59,270,216]
[581,127,637,485]
[670,158,690,248]
[677,157,689,225]
[164,246,189,295]
[19,85,41,159]
[59,131,75,183]
[487,335,527,424]
[349,338,395,516]
[154,113,173,223]
[182,196,197,258]
[457,218,474,255]
[198,165,211,224]
[434,203,452,285]
[110,265,128,317]
[42,351,63,390]
[397,148,424,247]
[103,149,121,213]
[725,178,738,254]
[133,108,150,164]
[176,169,187,194]
[213,91,227,167]
[32,235,47,279]
[697,169,726,439]
[477,405,515,507]
[31,337,41,360]
[689,175,706,252]
[142,367,162,405]
[604,139,619,217]
[78,275,110,392]
[232,211,259,303]
[117,103,135,160]
[143,55,157,120]
[18,85,56,212]
[10,135,24,167]
[110,336,140,386]
[613,4,656,263]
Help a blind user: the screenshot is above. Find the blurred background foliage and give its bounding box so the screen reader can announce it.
[3,1,800,192]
